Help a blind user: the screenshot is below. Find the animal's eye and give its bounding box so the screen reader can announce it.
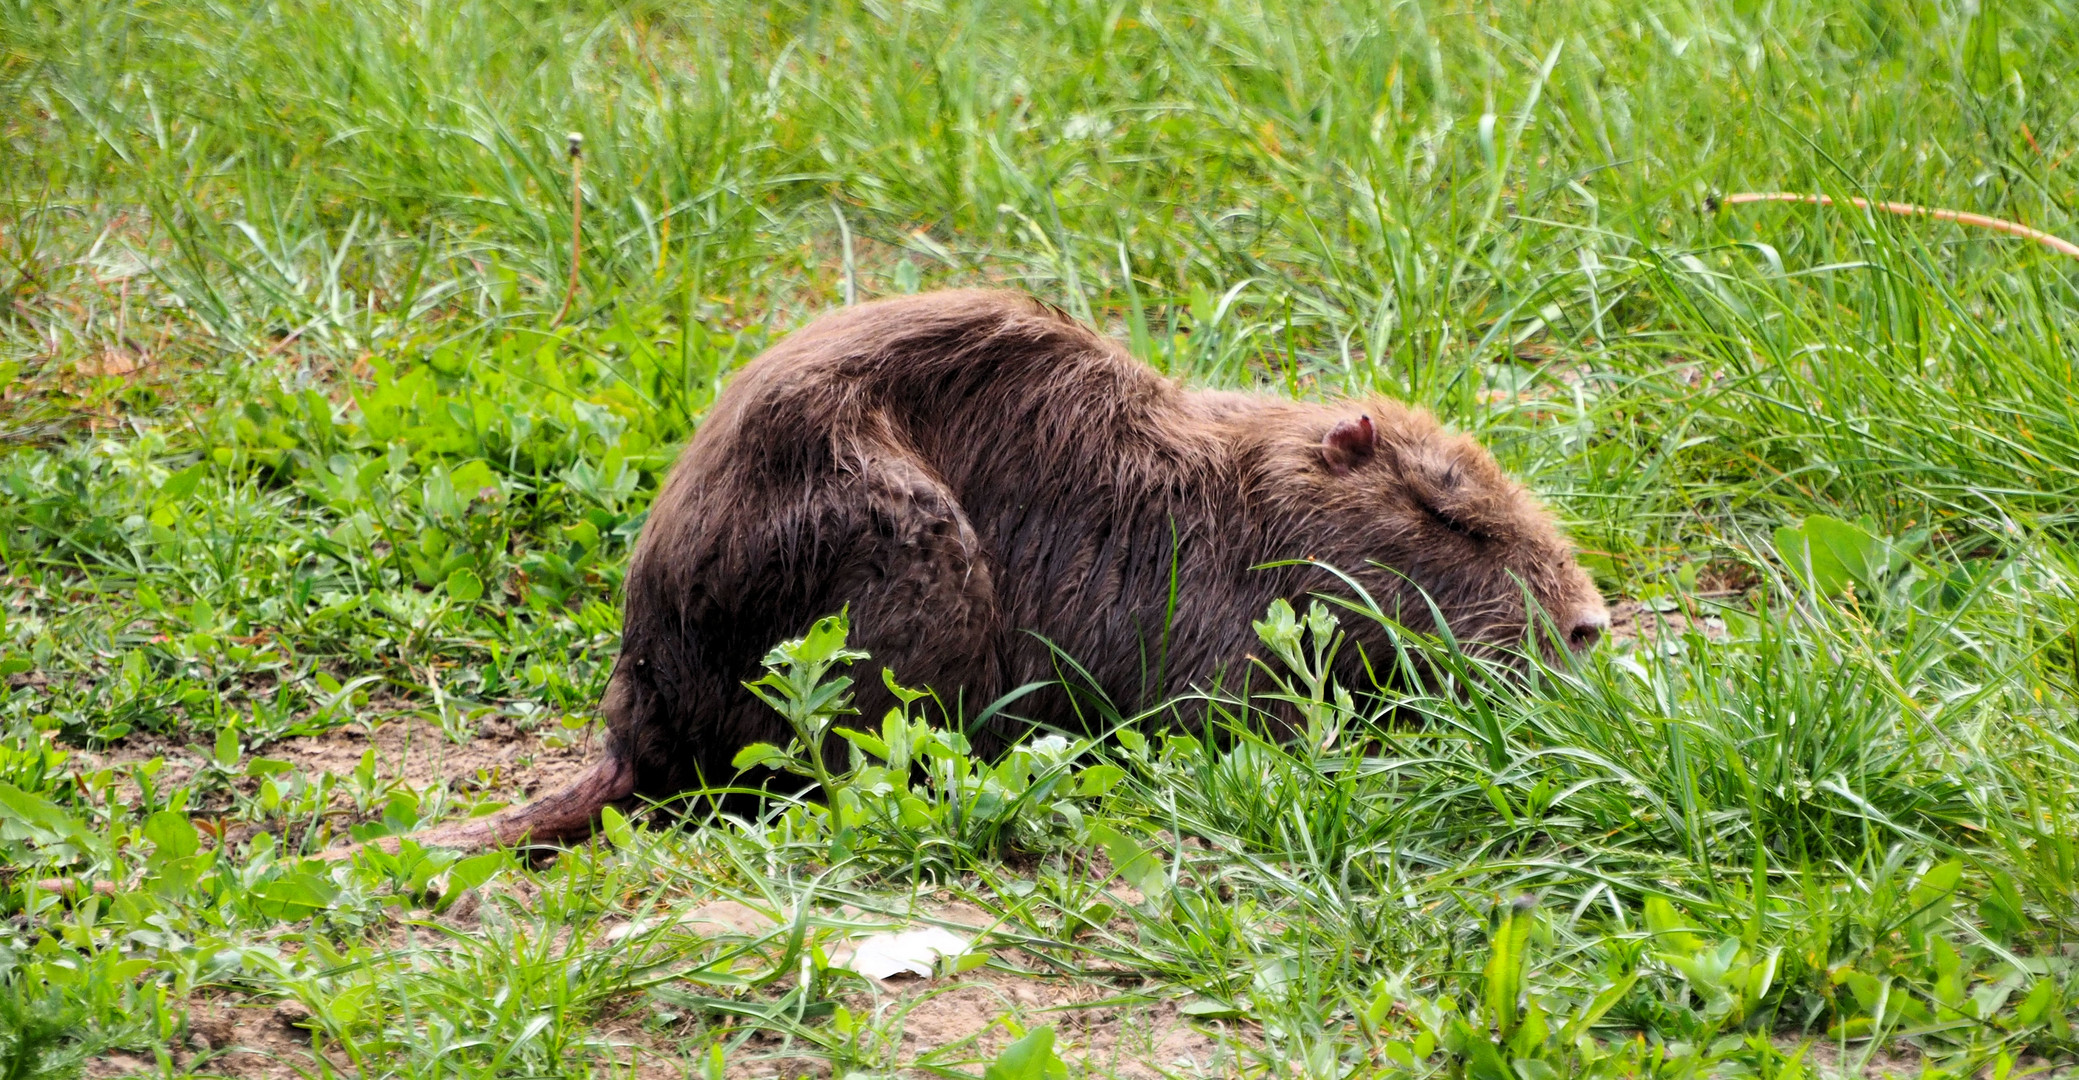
[1420,499,1488,542]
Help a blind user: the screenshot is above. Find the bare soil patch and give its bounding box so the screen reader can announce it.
[87,997,345,1080]
[738,898,1240,1079]
[72,715,598,827]
[1607,598,1730,646]
[268,714,597,802]
[718,968,1239,1080]
[84,887,1238,1079]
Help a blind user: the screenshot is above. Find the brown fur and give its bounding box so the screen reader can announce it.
[387,290,1606,851]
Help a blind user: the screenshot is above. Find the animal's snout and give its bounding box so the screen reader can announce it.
[1566,607,1609,651]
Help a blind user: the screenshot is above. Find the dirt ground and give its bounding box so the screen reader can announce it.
[85,894,1239,1080]
[1606,597,1730,646]
[71,705,1983,1080]
[689,899,1238,1080]
[68,711,1234,1078]
[70,711,598,837]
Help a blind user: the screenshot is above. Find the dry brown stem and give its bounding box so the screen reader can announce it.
[551,133,586,326]
[1717,191,2079,259]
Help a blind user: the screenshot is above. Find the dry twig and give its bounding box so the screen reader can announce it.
[1715,191,2079,260]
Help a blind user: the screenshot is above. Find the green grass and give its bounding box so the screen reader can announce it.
[4,0,2079,1075]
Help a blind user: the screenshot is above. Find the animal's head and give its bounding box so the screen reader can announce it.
[1302,403,1608,662]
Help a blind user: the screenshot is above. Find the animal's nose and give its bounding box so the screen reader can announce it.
[1566,607,1609,651]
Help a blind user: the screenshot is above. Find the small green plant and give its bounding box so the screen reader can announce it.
[731,612,1119,870]
[1250,597,1359,749]
[0,979,89,1080]
[732,610,871,807]
[982,1024,1068,1080]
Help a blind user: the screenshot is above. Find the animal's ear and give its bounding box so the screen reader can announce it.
[1321,415,1377,475]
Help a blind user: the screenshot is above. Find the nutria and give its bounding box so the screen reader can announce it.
[383,290,1607,852]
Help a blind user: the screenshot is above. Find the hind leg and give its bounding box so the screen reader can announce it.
[810,453,1005,740]
[616,445,1005,810]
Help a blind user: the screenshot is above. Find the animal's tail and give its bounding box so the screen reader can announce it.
[23,754,640,894]
[319,753,638,860]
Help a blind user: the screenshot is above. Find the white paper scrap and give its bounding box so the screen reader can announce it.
[833,927,973,979]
